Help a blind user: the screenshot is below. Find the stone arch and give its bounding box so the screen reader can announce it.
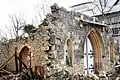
[64,38,74,67]
[83,28,103,74]
[19,46,30,71]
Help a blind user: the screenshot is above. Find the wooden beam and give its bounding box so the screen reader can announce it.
[0,68,13,74]
[15,47,18,73]
[17,56,28,71]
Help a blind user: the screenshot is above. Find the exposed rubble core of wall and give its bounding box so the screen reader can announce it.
[0,41,8,66]
[0,3,117,80]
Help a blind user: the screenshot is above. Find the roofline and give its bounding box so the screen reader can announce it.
[94,10,120,17]
[80,20,108,27]
[70,1,92,8]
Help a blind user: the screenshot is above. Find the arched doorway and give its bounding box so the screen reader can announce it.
[84,29,103,74]
[19,46,30,71]
[84,37,94,74]
[64,39,74,67]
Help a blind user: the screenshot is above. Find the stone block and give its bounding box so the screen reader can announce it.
[41,46,49,51]
[43,35,50,41]
[49,28,55,34]
[49,35,56,45]
[48,50,57,54]
[57,52,64,59]
[48,53,54,59]
[51,45,55,50]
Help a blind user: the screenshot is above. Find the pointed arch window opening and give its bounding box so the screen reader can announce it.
[65,39,73,67]
[83,29,103,75]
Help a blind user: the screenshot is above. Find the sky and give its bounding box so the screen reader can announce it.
[0,0,119,38]
[0,0,93,38]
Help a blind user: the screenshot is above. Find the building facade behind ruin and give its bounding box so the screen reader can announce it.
[0,4,116,76]
[97,11,120,46]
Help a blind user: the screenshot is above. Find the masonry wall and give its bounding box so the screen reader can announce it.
[0,41,8,67]
[47,4,112,74]
[2,4,114,76]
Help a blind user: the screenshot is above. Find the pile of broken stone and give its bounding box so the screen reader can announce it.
[0,62,120,80]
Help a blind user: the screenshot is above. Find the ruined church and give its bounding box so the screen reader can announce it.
[0,3,117,79]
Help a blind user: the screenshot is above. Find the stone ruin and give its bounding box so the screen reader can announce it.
[0,3,119,80]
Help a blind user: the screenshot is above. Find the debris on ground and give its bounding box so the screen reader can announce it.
[0,61,120,80]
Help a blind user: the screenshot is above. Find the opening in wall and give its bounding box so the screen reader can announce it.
[64,39,74,67]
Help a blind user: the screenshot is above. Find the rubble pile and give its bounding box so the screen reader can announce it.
[44,61,120,80]
[0,68,120,80]
[0,69,34,80]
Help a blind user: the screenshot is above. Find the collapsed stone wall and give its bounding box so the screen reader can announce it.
[2,3,114,78]
[0,41,8,66]
[5,24,52,72]
[46,3,112,74]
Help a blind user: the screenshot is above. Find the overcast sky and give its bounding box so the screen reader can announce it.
[0,0,93,38]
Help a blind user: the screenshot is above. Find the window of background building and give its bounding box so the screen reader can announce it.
[107,18,111,24]
[118,16,120,22]
[114,16,119,23]
[111,17,115,23]
[112,28,119,34]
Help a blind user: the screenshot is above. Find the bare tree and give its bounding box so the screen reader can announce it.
[34,4,45,22]
[34,0,49,26]
[71,0,120,16]
[8,13,26,40]
[93,0,120,16]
